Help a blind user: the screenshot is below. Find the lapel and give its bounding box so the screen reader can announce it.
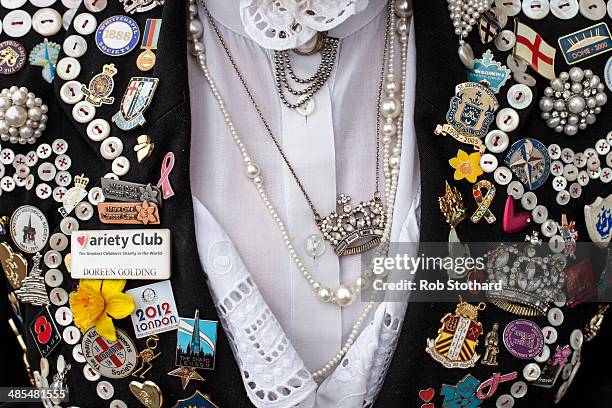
[51,1,251,406]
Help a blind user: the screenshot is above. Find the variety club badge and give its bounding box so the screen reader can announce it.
[127,281,179,338]
[176,310,218,370]
[71,229,171,280]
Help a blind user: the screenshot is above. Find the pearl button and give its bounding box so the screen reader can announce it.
[85,0,108,12]
[523,363,541,381]
[60,81,83,105]
[112,156,130,176]
[55,154,72,171]
[551,0,579,18]
[496,394,515,408]
[1,176,16,192]
[494,166,512,185]
[513,72,537,87]
[495,0,521,16]
[38,162,56,181]
[62,0,81,7]
[100,137,123,160]
[607,151,612,167]
[50,287,69,306]
[63,35,87,58]
[88,186,105,204]
[75,201,94,221]
[521,191,537,210]
[554,292,567,307]
[0,148,15,165]
[35,182,52,199]
[60,216,79,235]
[1,0,27,9]
[573,152,586,168]
[73,13,97,35]
[510,381,528,398]
[63,325,81,345]
[83,364,101,381]
[589,167,601,179]
[97,381,114,400]
[32,8,62,36]
[570,329,584,350]
[523,0,550,19]
[548,144,561,160]
[52,138,69,154]
[495,30,516,52]
[55,306,73,326]
[30,0,56,6]
[568,182,582,198]
[479,153,498,173]
[57,57,81,81]
[550,160,564,176]
[72,343,86,363]
[86,118,110,141]
[507,181,525,199]
[600,167,612,183]
[53,186,67,202]
[49,232,68,251]
[25,151,38,166]
[72,101,96,123]
[44,250,62,268]
[547,307,564,326]
[62,9,77,30]
[496,108,519,132]
[532,205,548,224]
[14,164,29,178]
[552,175,567,191]
[3,10,31,38]
[561,148,574,163]
[563,164,578,181]
[507,84,532,110]
[36,143,52,159]
[556,190,570,205]
[541,219,558,237]
[580,0,606,20]
[45,269,63,287]
[485,130,510,153]
[104,172,119,180]
[534,344,551,363]
[54,171,71,187]
[110,400,128,408]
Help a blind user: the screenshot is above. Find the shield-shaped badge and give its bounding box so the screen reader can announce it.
[478,8,503,44]
[447,82,499,138]
[584,195,612,248]
[112,77,159,131]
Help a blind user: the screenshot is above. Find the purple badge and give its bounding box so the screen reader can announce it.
[503,319,545,359]
[0,40,26,75]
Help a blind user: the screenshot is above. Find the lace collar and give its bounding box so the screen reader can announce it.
[205,0,386,49]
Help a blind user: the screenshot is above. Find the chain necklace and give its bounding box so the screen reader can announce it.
[197,3,385,258]
[273,34,339,109]
[188,0,410,379]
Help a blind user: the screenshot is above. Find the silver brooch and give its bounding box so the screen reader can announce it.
[539,67,607,136]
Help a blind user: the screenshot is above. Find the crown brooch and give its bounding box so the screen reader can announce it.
[484,232,567,316]
[316,194,387,256]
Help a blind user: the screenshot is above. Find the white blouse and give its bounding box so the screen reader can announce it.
[189,1,420,406]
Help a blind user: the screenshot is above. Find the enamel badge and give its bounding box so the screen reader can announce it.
[174,391,220,408]
[176,310,218,370]
[112,77,159,130]
[82,64,117,107]
[0,40,26,74]
[435,82,498,153]
[505,138,551,190]
[29,39,61,83]
[584,195,612,248]
[466,50,511,93]
[558,22,612,65]
[426,299,486,368]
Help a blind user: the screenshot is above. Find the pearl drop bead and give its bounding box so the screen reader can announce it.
[335,285,354,306]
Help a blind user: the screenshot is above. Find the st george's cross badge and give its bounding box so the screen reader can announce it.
[426,299,486,368]
[584,195,612,249]
[112,77,159,130]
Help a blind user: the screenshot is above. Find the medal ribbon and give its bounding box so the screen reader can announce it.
[470,180,496,224]
[141,19,162,50]
[156,152,175,199]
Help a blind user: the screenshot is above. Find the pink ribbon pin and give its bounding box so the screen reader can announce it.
[157,152,175,199]
[476,372,518,399]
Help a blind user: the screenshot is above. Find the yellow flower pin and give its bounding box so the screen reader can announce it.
[449,149,483,183]
[69,279,135,341]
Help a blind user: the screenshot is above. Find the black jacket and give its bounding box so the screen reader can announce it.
[0,1,610,407]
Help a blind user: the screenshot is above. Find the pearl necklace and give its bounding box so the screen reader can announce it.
[187,0,410,379]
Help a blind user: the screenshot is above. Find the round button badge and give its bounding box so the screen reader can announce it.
[9,205,49,253]
[0,40,26,74]
[95,15,140,57]
[503,319,545,359]
[82,328,137,378]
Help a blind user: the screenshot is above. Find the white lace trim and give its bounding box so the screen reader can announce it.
[239,0,370,49]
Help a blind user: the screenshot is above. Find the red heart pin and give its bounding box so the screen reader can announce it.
[76,235,87,247]
[419,388,435,403]
[503,196,531,234]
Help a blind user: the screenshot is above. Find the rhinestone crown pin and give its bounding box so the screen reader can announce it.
[316,194,387,256]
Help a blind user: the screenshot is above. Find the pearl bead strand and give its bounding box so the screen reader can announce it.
[188,0,410,379]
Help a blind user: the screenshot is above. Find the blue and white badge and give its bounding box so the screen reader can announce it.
[95,15,140,57]
[467,50,511,94]
[605,56,612,92]
[558,22,612,65]
[112,77,159,130]
[505,138,551,190]
[126,280,179,339]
